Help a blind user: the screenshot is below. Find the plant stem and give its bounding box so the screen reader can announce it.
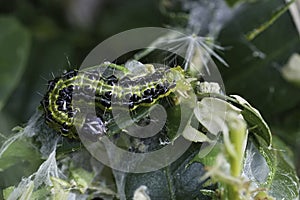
[225,112,247,200]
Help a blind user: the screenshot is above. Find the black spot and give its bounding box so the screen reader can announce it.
[96,98,111,108]
[61,122,69,134]
[56,99,65,106]
[63,70,78,79]
[156,83,164,90]
[152,92,159,99]
[59,89,67,98]
[106,75,118,86]
[104,91,112,99]
[65,95,72,103]
[91,197,104,200]
[47,79,58,91]
[162,86,169,94]
[67,85,74,92]
[150,88,156,95]
[45,114,53,122]
[66,100,71,106]
[143,89,151,96]
[67,104,73,111]
[130,94,140,102]
[42,98,49,107]
[57,105,66,112]
[128,101,134,109]
[68,112,74,118]
[143,96,153,103]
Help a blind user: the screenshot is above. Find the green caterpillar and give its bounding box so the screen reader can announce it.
[41,62,190,139]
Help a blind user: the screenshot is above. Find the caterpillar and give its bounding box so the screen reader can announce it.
[41,61,190,139]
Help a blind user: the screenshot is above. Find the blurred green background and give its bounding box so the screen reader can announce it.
[0,0,299,188]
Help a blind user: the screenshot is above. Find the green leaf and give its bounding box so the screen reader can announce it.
[0,17,31,111]
[245,0,296,41]
[70,168,94,193]
[0,137,42,189]
[219,0,300,119]
[196,93,272,147]
[124,144,212,199]
[182,124,209,143]
[3,186,14,199]
[0,138,41,172]
[225,0,247,7]
[228,95,272,148]
[30,187,51,200]
[251,135,299,199]
[51,177,72,200]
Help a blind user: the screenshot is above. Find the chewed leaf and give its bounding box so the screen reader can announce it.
[229,95,272,148]
[123,144,211,199]
[182,124,210,143]
[194,97,240,135]
[0,17,30,111]
[251,134,300,199]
